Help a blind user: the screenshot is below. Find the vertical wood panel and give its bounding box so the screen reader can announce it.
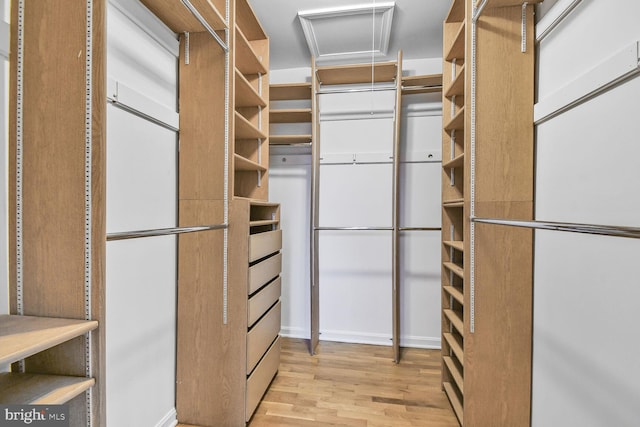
[310,56,320,355]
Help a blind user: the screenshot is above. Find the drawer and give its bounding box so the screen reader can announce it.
[248,277,281,328]
[248,253,282,295]
[246,335,281,422]
[249,229,282,263]
[247,301,281,373]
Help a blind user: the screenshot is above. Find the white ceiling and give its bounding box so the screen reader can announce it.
[247,0,452,70]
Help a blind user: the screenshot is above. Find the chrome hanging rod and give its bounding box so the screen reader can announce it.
[473,0,489,22]
[315,226,393,231]
[401,85,443,92]
[398,227,442,231]
[180,0,229,52]
[107,97,179,132]
[107,224,228,241]
[472,218,640,239]
[316,86,396,95]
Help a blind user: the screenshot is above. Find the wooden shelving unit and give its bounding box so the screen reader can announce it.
[0,373,95,405]
[402,74,443,94]
[234,154,267,172]
[235,111,268,140]
[269,134,312,145]
[270,83,311,100]
[269,82,313,148]
[316,61,398,85]
[441,0,537,425]
[270,108,312,123]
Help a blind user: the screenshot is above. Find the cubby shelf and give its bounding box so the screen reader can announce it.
[235,69,267,108]
[250,219,279,228]
[444,107,465,131]
[444,286,464,305]
[445,66,466,98]
[235,27,267,75]
[443,333,464,366]
[234,154,267,172]
[0,373,95,405]
[235,112,267,140]
[269,135,312,145]
[443,198,464,208]
[443,262,464,279]
[443,153,465,169]
[444,240,464,252]
[444,309,464,334]
[445,22,466,61]
[270,83,311,101]
[316,61,397,85]
[444,382,464,426]
[443,356,464,393]
[270,109,312,124]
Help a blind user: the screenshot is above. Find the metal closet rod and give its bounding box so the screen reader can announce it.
[401,85,443,92]
[107,224,228,241]
[180,0,229,52]
[472,218,640,239]
[316,86,397,95]
[315,226,393,231]
[398,227,442,231]
[107,98,179,132]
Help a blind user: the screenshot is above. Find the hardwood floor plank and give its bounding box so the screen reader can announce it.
[248,338,458,427]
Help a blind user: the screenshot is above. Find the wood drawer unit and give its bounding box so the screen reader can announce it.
[248,252,282,294]
[246,336,281,421]
[248,277,282,327]
[249,229,282,262]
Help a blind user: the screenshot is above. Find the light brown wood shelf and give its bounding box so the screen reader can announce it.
[250,219,279,227]
[443,198,464,208]
[140,0,227,33]
[235,69,267,108]
[443,332,464,366]
[445,0,465,23]
[234,154,267,172]
[235,112,267,140]
[444,240,464,252]
[269,134,312,145]
[270,83,312,101]
[402,74,443,94]
[270,109,312,124]
[316,61,397,85]
[443,382,464,426]
[0,315,98,366]
[236,0,267,41]
[479,0,543,8]
[444,309,464,334]
[444,107,465,132]
[0,373,95,404]
[445,66,465,98]
[235,27,267,75]
[444,286,464,305]
[445,22,466,61]
[443,356,464,394]
[443,262,464,279]
[443,153,464,169]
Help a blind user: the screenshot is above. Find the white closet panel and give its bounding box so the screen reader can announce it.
[536,77,640,227]
[320,118,394,156]
[532,232,640,427]
[106,105,177,233]
[319,231,392,345]
[106,237,177,427]
[268,161,311,339]
[399,163,441,227]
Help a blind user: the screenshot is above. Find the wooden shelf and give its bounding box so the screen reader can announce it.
[478,0,543,8]
[316,62,397,85]
[0,373,94,404]
[269,134,312,145]
[0,315,98,366]
[445,22,466,61]
[234,154,266,172]
[235,27,267,75]
[444,240,464,252]
[443,382,464,426]
[444,107,465,132]
[250,219,279,227]
[445,0,465,23]
[443,198,464,208]
[235,69,267,108]
[443,333,464,366]
[236,0,267,41]
[235,112,267,140]
[402,74,443,94]
[443,153,464,169]
[443,262,464,279]
[445,66,465,98]
[270,109,312,124]
[444,286,464,305]
[140,0,227,33]
[444,309,464,334]
[270,83,312,101]
[443,356,464,394]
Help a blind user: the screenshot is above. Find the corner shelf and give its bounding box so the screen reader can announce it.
[0,373,95,405]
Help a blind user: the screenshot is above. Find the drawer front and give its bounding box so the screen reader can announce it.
[248,277,281,328]
[248,253,282,295]
[246,336,281,422]
[247,301,281,373]
[249,229,282,263]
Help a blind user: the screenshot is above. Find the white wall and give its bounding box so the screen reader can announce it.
[105,3,179,426]
[532,1,640,425]
[0,0,9,318]
[269,60,442,348]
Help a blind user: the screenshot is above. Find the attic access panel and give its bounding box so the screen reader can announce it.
[298,2,395,64]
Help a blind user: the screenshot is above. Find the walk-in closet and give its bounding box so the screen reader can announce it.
[1,0,639,426]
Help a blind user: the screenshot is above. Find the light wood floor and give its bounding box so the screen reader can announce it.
[248,338,458,427]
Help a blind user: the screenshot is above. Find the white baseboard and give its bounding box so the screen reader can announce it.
[319,330,393,347]
[400,335,441,349]
[280,326,309,339]
[155,408,177,427]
